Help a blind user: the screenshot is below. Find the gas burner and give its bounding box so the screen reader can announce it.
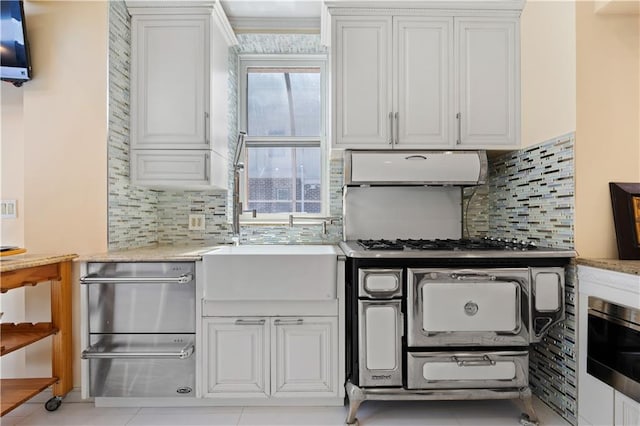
[481,237,538,251]
[357,239,405,250]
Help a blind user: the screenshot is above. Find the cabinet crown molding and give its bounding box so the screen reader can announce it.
[126,0,237,46]
[325,0,526,13]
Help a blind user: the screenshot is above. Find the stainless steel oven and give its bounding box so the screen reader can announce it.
[587,296,640,402]
[81,262,196,399]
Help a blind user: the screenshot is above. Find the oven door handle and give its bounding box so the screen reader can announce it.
[81,343,194,360]
[589,308,640,332]
[449,273,496,281]
[451,355,496,367]
[80,273,193,285]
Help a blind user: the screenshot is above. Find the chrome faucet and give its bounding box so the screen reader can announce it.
[232,132,255,244]
[289,214,338,235]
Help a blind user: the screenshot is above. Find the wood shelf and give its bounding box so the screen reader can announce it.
[0,255,75,417]
[0,378,59,416]
[0,323,58,356]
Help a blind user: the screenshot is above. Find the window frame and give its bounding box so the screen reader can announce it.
[238,54,329,222]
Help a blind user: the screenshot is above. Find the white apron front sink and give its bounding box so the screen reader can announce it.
[202,245,339,300]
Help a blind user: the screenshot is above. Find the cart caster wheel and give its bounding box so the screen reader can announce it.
[45,396,62,412]
[520,414,539,426]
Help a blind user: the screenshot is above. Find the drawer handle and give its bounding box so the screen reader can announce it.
[451,355,496,367]
[235,319,266,326]
[449,273,496,281]
[274,319,304,326]
[80,273,193,285]
[82,343,194,360]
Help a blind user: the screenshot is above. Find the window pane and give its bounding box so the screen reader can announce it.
[247,69,321,137]
[246,146,322,214]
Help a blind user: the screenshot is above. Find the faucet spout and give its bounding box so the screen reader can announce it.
[232,132,247,240]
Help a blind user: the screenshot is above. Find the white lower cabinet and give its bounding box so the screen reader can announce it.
[204,317,269,398]
[203,316,338,401]
[615,391,640,426]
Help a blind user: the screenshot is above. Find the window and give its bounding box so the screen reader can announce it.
[239,55,327,219]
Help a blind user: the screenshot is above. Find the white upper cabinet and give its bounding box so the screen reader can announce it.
[333,17,392,148]
[128,4,237,189]
[456,18,519,148]
[395,17,453,148]
[131,16,210,150]
[330,7,521,150]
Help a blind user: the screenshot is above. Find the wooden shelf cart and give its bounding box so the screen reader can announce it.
[0,254,77,416]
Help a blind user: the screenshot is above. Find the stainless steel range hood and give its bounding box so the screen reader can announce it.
[344,150,488,186]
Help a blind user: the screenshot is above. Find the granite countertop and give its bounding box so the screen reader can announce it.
[0,253,78,273]
[76,245,224,262]
[577,258,640,276]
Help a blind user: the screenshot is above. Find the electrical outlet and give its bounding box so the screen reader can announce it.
[188,214,205,231]
[1,200,17,219]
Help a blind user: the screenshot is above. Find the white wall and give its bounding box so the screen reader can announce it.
[0,1,109,385]
[520,0,576,148]
[575,1,640,258]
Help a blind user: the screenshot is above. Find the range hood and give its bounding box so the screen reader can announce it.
[344,150,488,186]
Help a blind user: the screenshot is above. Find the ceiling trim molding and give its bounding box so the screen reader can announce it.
[212,1,239,46]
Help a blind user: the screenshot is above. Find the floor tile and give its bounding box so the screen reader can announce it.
[127,414,241,426]
[355,401,461,426]
[238,406,347,426]
[0,417,25,426]
[0,396,571,426]
[2,404,40,418]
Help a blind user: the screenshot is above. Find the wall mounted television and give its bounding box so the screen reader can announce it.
[1,0,32,86]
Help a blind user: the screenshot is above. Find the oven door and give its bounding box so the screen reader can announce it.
[406,350,528,389]
[358,300,403,387]
[587,297,640,402]
[407,268,530,347]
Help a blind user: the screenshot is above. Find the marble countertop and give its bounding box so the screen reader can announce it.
[577,258,640,276]
[0,253,78,273]
[76,245,223,262]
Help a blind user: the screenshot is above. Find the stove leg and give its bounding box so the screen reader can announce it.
[519,388,539,426]
[345,381,365,426]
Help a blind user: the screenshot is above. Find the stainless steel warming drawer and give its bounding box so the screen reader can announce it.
[81,262,196,399]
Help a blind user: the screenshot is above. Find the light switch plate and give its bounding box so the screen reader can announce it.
[1,200,17,219]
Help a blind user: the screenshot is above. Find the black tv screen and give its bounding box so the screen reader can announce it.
[1,0,32,86]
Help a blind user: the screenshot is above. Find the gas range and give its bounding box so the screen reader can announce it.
[339,238,576,259]
[339,150,576,426]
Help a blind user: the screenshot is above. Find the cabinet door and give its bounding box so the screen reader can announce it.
[456,18,519,148]
[615,391,640,426]
[131,16,210,149]
[271,317,338,398]
[394,17,454,148]
[131,150,210,186]
[203,318,269,398]
[333,16,393,149]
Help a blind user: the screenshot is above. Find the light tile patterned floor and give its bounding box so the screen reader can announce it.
[1,397,569,426]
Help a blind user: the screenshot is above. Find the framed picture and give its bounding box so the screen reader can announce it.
[610,182,640,260]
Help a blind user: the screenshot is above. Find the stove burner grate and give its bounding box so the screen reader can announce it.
[356,238,538,251]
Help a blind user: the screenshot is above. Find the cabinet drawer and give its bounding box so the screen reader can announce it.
[407,350,528,389]
[132,150,210,185]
